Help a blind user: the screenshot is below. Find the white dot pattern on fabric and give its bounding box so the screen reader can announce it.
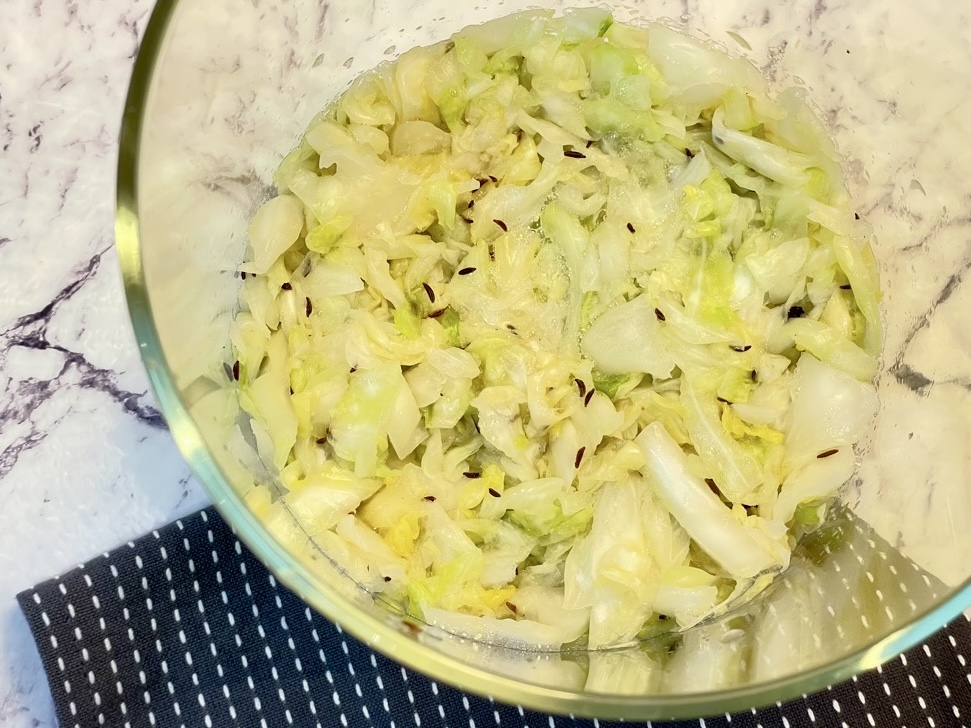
[16,507,971,728]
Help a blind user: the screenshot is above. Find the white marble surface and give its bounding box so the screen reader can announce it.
[0,2,210,725]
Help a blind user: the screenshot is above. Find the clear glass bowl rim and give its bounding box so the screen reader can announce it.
[115,0,971,719]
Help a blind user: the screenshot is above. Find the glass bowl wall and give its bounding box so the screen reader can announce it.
[117,0,971,719]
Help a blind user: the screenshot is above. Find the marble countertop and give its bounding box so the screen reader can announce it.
[0,3,210,724]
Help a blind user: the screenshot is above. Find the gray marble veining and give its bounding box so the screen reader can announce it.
[0,3,208,725]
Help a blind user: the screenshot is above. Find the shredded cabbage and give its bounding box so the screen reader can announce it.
[232,9,882,650]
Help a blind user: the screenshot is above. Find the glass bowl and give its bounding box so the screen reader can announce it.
[116,0,971,720]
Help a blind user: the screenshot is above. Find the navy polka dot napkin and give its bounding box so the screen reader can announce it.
[17,507,971,728]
